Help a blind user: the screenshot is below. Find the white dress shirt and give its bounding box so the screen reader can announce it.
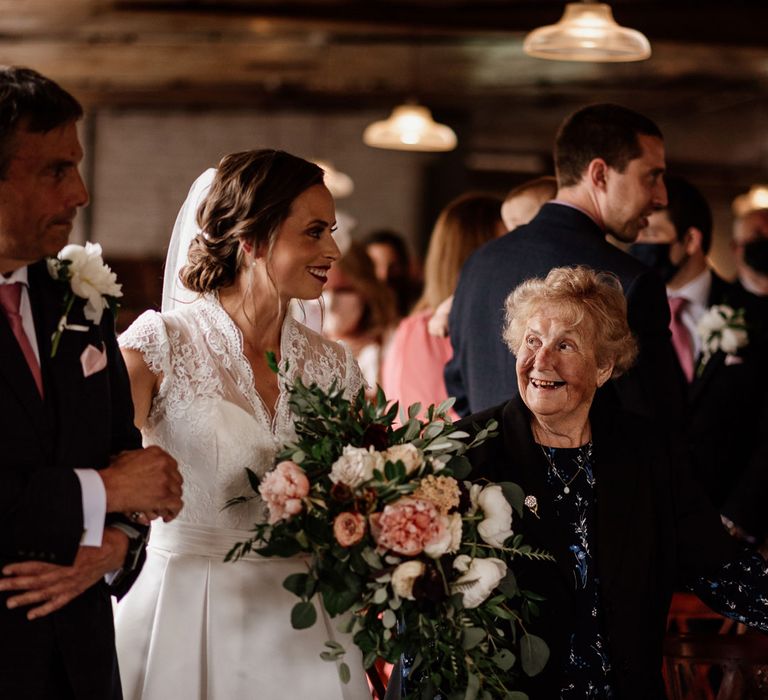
[1,266,106,547]
[667,267,712,362]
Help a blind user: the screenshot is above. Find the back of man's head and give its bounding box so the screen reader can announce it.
[664,176,713,254]
[0,66,82,177]
[555,103,663,188]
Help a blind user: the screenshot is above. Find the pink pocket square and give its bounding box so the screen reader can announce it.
[80,343,107,377]
[725,353,744,366]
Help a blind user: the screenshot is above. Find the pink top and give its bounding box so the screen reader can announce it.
[381,310,458,421]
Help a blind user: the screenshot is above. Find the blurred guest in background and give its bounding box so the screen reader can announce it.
[427,175,559,340]
[324,242,397,392]
[732,208,768,298]
[500,175,558,232]
[363,229,420,317]
[381,192,504,417]
[631,176,768,535]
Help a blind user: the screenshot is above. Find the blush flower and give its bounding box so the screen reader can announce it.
[258,460,310,524]
[333,512,367,547]
[423,512,462,559]
[371,497,444,556]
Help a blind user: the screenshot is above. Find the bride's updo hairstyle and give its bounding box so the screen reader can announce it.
[180,149,324,294]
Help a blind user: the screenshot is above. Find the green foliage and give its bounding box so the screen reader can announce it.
[226,360,552,696]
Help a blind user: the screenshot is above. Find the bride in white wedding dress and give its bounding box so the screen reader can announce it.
[114,150,370,699]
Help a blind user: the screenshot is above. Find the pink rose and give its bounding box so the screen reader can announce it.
[333,512,367,547]
[371,497,444,556]
[258,460,310,524]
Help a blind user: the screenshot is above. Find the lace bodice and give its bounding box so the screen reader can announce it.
[119,296,364,529]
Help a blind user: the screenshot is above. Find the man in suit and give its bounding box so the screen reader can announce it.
[631,176,768,522]
[445,103,680,418]
[0,66,183,699]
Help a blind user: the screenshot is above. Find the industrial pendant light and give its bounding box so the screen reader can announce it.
[523,1,651,63]
[363,103,457,153]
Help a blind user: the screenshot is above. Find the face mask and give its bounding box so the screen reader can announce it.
[743,239,768,275]
[627,243,679,283]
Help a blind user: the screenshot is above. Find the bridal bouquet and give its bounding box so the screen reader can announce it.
[227,355,552,698]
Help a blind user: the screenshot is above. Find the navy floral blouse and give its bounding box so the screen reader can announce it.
[540,442,614,698]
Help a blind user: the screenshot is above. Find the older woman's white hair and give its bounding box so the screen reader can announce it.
[503,266,638,378]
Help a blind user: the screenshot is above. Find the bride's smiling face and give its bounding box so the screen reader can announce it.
[260,184,341,301]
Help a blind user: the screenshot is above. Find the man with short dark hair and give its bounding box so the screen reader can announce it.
[446,103,679,419]
[0,66,183,700]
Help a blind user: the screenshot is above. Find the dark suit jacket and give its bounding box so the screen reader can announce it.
[445,203,683,421]
[671,274,768,522]
[695,279,768,538]
[0,260,142,700]
[459,393,742,699]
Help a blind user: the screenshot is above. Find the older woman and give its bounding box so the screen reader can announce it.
[459,266,768,699]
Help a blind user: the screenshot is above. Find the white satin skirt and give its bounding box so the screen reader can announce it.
[114,520,370,700]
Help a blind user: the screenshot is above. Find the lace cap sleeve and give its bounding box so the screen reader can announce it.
[342,342,366,400]
[118,310,171,379]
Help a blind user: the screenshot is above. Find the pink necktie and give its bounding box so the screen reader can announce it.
[669,296,694,382]
[0,282,44,397]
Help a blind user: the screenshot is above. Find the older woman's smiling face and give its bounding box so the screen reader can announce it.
[516,304,613,429]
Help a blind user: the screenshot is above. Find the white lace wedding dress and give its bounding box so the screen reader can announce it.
[114,295,370,700]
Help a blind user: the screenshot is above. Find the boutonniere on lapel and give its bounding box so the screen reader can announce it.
[46,242,122,358]
[696,304,748,375]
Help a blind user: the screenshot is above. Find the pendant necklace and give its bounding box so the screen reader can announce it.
[539,442,593,495]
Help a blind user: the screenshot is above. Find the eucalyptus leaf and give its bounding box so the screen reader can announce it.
[464,672,480,700]
[492,649,516,671]
[505,693,529,700]
[462,627,485,650]
[498,570,519,598]
[520,634,550,676]
[372,586,388,605]
[291,601,317,630]
[282,572,310,597]
[382,609,397,629]
[338,662,351,684]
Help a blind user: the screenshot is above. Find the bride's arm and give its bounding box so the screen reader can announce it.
[121,347,162,430]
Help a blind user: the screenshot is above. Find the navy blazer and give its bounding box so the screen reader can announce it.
[460,392,741,698]
[0,260,142,700]
[445,203,683,421]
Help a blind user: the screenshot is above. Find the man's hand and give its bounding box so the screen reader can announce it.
[0,528,129,620]
[100,446,183,522]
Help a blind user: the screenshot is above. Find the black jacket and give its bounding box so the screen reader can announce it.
[459,392,741,698]
[0,260,143,700]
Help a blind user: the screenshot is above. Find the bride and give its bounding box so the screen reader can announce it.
[114,150,369,699]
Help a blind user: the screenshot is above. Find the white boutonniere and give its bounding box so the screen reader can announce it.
[696,304,748,374]
[47,242,122,357]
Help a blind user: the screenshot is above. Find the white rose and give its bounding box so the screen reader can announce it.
[720,326,748,354]
[451,555,507,608]
[391,560,425,600]
[329,445,384,488]
[467,483,482,515]
[424,512,462,558]
[59,243,122,324]
[696,307,724,339]
[383,443,423,475]
[476,484,514,548]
